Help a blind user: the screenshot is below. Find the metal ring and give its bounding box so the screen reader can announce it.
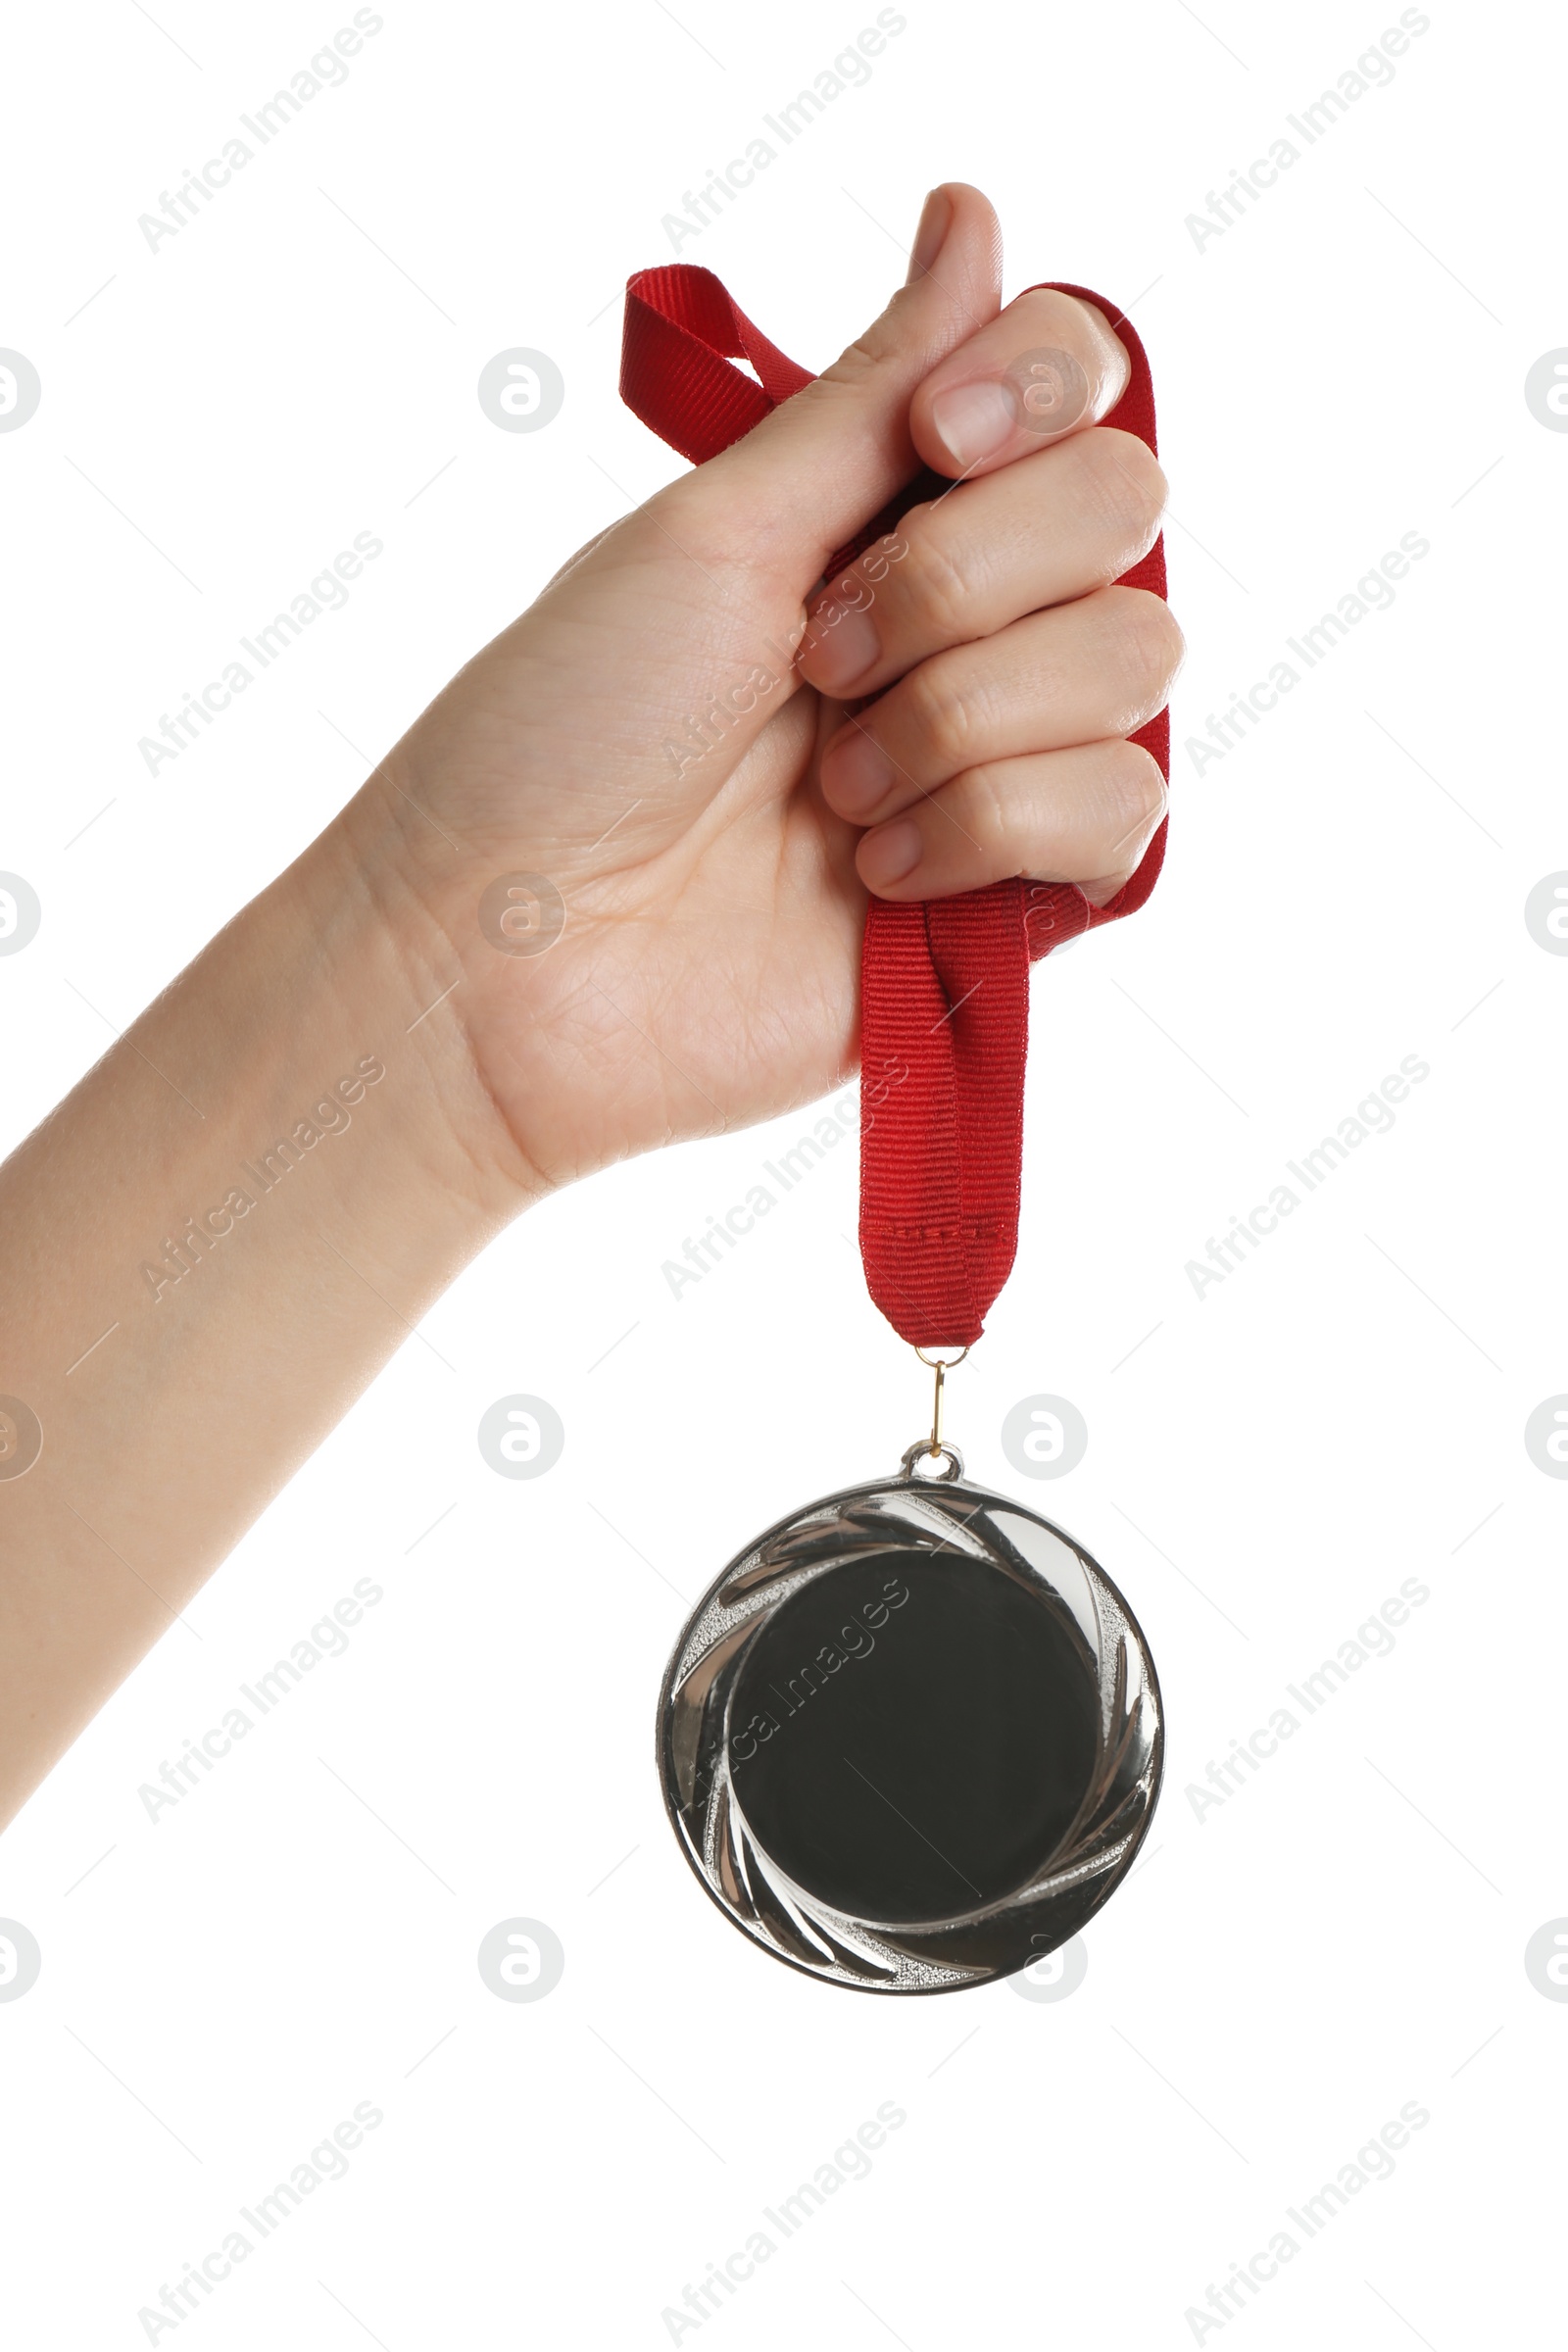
[913,1346,970,1370]
[900,1439,965,1482]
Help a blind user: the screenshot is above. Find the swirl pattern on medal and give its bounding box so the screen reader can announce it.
[657,1469,1162,1994]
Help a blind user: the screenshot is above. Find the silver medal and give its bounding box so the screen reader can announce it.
[657,1419,1162,1995]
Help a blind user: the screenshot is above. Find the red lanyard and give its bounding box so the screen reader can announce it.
[621,266,1167,1349]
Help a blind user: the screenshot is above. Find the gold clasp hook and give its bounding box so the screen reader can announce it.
[913,1345,969,1458]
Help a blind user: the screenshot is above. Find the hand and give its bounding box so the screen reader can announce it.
[0,183,1182,1822]
[355,181,1182,1198]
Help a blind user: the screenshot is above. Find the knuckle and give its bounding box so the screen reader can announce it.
[816,330,897,392]
[957,764,1017,860]
[903,655,980,772]
[1007,290,1126,410]
[1098,739,1168,842]
[1009,286,1099,356]
[897,516,980,643]
[1101,586,1185,704]
[1075,429,1168,560]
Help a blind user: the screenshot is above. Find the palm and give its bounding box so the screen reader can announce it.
[391,485,867,1186]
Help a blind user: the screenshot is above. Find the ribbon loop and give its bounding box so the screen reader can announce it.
[620,266,814,465]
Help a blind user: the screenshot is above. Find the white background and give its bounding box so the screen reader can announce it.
[2,0,1565,2344]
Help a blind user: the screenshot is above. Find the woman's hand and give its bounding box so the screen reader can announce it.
[356,181,1181,1199]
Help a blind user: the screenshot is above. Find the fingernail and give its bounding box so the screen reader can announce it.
[930,377,1019,470]
[806,601,880,693]
[821,729,896,819]
[906,187,953,285]
[859,818,922,889]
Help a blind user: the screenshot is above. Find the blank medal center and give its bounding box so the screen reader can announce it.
[728,1551,1100,1923]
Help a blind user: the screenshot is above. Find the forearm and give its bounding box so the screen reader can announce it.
[0,787,532,1824]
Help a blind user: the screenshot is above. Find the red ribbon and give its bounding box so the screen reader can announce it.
[620,266,1167,1348]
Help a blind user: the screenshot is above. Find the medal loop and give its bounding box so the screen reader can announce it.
[912,1343,967,1459]
[898,1438,965,1483]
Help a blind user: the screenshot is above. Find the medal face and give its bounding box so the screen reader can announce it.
[657,1446,1162,1993]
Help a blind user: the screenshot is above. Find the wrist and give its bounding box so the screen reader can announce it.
[301,777,551,1237]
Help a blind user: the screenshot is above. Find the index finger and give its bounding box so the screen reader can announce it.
[908,286,1130,481]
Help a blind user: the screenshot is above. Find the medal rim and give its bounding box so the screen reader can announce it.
[655,1456,1163,1996]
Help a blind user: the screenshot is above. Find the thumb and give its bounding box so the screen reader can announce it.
[699,183,1003,576]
